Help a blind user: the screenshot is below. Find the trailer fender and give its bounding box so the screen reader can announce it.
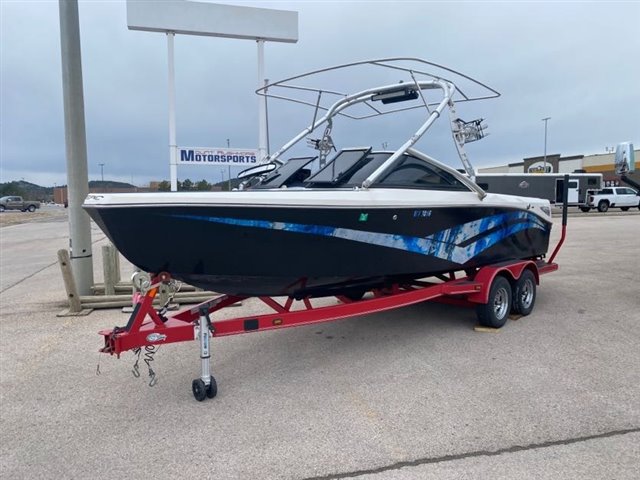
[467,261,539,304]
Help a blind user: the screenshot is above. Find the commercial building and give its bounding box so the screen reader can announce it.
[478,148,640,187]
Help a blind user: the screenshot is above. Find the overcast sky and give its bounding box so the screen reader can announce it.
[1,0,639,187]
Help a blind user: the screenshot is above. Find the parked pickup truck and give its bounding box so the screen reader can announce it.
[0,196,41,212]
[585,187,640,212]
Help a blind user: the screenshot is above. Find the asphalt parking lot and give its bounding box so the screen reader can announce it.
[0,209,639,479]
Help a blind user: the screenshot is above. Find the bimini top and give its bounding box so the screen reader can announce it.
[248,58,500,192]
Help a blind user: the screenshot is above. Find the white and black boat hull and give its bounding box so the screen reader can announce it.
[85,197,551,298]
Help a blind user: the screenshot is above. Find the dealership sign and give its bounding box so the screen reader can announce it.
[527,161,554,173]
[178,147,258,166]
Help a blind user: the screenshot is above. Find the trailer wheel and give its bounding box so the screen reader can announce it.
[597,200,609,212]
[476,276,511,328]
[192,379,207,401]
[512,270,536,316]
[579,207,590,212]
[206,377,218,398]
[0,205,4,212]
[621,207,629,211]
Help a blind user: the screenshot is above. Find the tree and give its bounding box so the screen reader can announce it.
[157,180,170,191]
[195,179,211,191]
[0,182,25,197]
[181,179,193,191]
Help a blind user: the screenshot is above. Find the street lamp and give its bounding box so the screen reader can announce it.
[542,117,551,172]
[98,163,105,182]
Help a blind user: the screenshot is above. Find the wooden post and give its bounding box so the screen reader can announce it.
[57,249,83,314]
[102,244,121,295]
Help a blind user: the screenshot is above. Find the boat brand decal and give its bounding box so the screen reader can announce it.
[358,213,368,222]
[170,212,549,265]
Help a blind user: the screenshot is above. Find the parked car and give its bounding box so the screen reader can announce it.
[0,196,41,212]
[585,187,640,212]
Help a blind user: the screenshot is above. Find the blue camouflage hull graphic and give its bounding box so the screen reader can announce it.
[172,211,549,266]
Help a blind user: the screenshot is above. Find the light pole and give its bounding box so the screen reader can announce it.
[542,117,551,172]
[99,163,105,182]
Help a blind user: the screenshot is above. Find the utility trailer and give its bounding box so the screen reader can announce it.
[97,202,568,402]
[475,173,602,211]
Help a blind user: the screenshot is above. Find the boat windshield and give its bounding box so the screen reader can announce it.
[305,149,371,185]
[255,156,316,188]
[304,149,470,191]
[373,155,469,190]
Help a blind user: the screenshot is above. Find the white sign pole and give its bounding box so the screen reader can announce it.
[257,39,268,163]
[168,32,178,191]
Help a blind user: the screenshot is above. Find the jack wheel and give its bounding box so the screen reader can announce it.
[512,270,536,316]
[192,379,207,401]
[206,377,218,398]
[476,276,511,328]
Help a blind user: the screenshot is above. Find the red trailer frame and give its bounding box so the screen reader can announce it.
[99,254,561,400]
[101,260,559,356]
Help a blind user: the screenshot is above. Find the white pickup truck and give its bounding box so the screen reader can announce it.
[585,187,640,212]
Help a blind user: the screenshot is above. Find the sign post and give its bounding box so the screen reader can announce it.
[167,32,178,191]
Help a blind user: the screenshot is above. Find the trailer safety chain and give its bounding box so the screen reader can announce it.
[96,352,102,376]
[131,345,159,386]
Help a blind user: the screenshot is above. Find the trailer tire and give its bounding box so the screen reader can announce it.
[192,378,207,401]
[0,205,4,212]
[579,207,590,212]
[476,276,511,328]
[512,270,536,316]
[597,200,609,212]
[621,207,629,211]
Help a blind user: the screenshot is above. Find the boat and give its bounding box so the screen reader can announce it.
[84,58,553,299]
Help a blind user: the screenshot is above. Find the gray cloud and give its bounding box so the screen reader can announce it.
[1,1,638,186]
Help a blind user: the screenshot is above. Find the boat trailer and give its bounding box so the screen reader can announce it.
[98,258,561,402]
